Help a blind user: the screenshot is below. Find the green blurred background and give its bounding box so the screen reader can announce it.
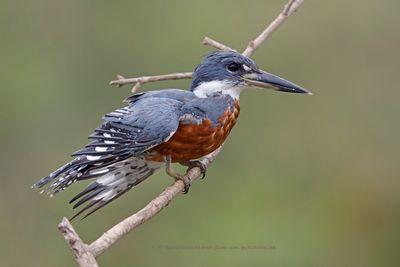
[1,0,399,266]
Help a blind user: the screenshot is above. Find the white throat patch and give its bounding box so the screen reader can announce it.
[193,80,245,99]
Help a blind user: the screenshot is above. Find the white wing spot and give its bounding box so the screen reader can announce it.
[87,155,101,161]
[95,146,107,152]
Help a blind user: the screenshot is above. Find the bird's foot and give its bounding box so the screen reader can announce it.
[181,160,207,179]
[165,156,191,194]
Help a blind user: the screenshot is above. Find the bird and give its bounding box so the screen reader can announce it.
[32,50,311,219]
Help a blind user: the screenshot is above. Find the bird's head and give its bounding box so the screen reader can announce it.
[190,50,311,99]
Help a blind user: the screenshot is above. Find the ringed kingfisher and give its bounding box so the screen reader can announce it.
[33,50,311,219]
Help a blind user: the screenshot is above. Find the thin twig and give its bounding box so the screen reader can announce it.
[58,218,98,267]
[110,72,193,92]
[202,37,236,51]
[242,0,304,57]
[58,0,306,265]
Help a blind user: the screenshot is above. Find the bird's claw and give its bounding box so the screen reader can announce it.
[170,174,191,194]
[165,156,191,194]
[187,161,207,179]
[177,176,191,194]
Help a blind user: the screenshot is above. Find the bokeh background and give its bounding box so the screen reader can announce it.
[1,0,399,266]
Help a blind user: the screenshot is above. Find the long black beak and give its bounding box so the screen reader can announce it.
[243,70,312,95]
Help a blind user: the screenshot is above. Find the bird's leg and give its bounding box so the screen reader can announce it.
[164,156,191,194]
[179,160,207,179]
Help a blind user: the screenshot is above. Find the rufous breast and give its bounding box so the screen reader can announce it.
[146,100,240,163]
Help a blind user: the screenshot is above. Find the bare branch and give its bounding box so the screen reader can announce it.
[110,72,193,92]
[89,146,221,256]
[58,218,99,267]
[242,0,304,57]
[202,37,236,51]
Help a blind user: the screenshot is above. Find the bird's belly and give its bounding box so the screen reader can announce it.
[146,104,240,163]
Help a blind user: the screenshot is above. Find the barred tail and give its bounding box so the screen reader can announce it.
[33,156,163,219]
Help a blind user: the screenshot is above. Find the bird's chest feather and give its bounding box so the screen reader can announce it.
[147,100,240,163]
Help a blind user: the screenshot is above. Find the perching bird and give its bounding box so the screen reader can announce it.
[33,50,311,219]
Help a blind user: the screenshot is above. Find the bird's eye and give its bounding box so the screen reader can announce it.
[227,63,239,72]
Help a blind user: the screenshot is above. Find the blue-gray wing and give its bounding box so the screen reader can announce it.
[33,96,183,193]
[77,96,183,157]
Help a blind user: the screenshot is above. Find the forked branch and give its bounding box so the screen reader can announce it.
[58,218,99,267]
[110,0,303,93]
